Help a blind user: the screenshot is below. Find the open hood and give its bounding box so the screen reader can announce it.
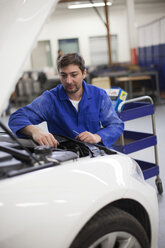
[0,0,58,114]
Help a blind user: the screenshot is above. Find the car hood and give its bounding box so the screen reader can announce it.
[0,0,58,114]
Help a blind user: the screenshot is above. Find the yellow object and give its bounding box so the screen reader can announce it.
[120,91,127,101]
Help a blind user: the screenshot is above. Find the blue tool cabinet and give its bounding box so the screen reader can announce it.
[112,96,163,194]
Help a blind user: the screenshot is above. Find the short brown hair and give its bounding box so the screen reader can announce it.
[57,53,85,73]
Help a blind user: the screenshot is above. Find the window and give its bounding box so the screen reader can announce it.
[31,40,53,70]
[58,38,79,54]
[89,35,118,66]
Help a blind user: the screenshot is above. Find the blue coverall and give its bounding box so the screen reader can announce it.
[9,81,124,148]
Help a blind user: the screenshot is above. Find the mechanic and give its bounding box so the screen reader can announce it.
[8,53,124,148]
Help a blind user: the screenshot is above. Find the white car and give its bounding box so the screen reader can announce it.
[0,1,158,248]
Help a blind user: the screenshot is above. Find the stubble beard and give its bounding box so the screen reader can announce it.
[65,84,81,95]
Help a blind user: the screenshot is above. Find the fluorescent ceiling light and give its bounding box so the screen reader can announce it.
[68,1,112,9]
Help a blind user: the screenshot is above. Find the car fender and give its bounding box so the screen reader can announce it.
[0,154,157,248]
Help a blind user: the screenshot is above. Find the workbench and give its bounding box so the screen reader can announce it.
[92,69,160,103]
[115,75,152,99]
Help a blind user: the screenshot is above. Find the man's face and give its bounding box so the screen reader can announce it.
[59,64,86,95]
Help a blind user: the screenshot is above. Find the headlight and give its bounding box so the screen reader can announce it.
[131,159,145,183]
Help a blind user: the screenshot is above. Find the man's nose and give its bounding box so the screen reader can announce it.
[66,75,72,83]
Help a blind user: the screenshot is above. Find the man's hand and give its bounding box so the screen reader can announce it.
[32,129,59,148]
[76,131,101,144]
[20,125,59,148]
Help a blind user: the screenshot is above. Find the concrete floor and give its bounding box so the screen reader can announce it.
[0,102,165,247]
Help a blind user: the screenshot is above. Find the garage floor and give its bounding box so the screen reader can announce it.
[0,102,165,248]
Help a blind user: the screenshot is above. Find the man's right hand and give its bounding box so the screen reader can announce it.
[20,125,59,148]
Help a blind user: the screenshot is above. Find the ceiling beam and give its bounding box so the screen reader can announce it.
[104,0,112,66]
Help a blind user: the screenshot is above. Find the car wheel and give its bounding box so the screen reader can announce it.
[70,206,149,248]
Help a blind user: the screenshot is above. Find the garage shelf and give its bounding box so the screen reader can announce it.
[117,101,154,121]
[112,96,163,194]
[113,130,157,154]
[135,159,159,180]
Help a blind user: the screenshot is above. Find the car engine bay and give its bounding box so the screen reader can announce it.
[0,121,116,179]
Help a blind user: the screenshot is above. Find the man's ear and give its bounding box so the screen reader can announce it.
[83,69,87,79]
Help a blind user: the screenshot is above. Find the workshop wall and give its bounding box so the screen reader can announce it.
[23,2,165,70]
[38,6,129,67]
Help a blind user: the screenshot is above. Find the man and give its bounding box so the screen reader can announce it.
[9,53,124,148]
[57,49,63,61]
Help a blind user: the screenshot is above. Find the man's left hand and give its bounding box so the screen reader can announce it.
[76,131,101,144]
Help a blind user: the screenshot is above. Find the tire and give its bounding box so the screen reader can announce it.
[70,206,150,248]
[155,177,163,194]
